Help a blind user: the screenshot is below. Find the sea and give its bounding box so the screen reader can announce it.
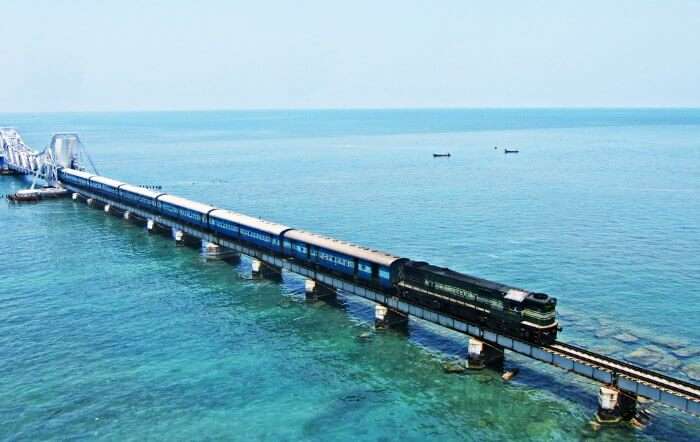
[1,109,699,441]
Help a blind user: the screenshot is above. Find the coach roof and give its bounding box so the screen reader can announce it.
[284,229,404,267]
[119,183,164,200]
[209,209,291,236]
[60,167,94,180]
[90,174,126,189]
[157,194,217,214]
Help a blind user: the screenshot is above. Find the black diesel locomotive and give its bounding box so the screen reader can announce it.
[398,261,558,344]
[58,167,559,345]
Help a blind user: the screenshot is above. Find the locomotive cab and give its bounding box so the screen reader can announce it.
[521,292,558,344]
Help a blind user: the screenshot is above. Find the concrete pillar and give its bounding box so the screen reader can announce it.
[251,258,281,280]
[146,219,155,232]
[103,204,110,213]
[201,240,240,261]
[123,210,131,220]
[86,198,94,206]
[374,305,408,330]
[72,192,79,200]
[172,228,185,246]
[201,241,221,256]
[251,258,262,275]
[596,386,637,424]
[467,338,504,370]
[304,279,336,301]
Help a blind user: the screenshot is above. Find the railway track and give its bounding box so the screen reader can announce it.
[549,342,700,402]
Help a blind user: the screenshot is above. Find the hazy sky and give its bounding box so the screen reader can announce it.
[2,0,699,112]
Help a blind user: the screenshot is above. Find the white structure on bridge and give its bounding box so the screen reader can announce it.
[0,129,90,186]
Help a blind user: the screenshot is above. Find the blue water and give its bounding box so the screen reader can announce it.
[1,109,699,441]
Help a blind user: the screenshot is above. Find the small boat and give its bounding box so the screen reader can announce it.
[504,149,519,154]
[433,153,451,158]
[7,187,69,202]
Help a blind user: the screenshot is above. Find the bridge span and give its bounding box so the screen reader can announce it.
[2,129,699,425]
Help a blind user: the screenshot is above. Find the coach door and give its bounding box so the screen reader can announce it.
[371,263,379,283]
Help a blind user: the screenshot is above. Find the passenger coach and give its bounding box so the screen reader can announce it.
[89,175,125,198]
[209,209,291,253]
[282,230,408,289]
[57,168,92,188]
[157,194,216,229]
[119,184,163,212]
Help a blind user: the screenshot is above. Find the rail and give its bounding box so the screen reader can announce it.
[549,342,700,402]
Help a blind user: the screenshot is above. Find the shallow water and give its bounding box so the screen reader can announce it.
[1,109,699,440]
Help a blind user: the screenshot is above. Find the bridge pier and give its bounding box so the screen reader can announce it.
[304,279,336,301]
[200,241,240,261]
[467,338,504,370]
[106,205,128,219]
[146,219,168,234]
[171,228,185,246]
[71,192,79,201]
[596,386,637,424]
[123,210,131,220]
[201,241,222,257]
[251,258,282,280]
[374,305,408,331]
[86,197,94,206]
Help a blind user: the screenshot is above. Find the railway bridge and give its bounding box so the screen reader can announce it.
[2,129,699,425]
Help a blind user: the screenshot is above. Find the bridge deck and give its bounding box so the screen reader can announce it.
[61,183,700,417]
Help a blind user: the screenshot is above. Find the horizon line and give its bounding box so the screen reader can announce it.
[2,105,700,115]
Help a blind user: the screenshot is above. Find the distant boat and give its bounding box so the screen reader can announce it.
[433,153,451,158]
[504,149,519,154]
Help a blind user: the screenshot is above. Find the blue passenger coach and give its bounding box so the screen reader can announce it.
[208,209,241,240]
[89,175,125,198]
[118,184,163,212]
[156,194,216,229]
[57,168,92,189]
[209,209,291,253]
[282,230,408,289]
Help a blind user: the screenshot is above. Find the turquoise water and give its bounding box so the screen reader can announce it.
[1,109,699,441]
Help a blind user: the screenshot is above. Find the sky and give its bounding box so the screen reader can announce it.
[1,0,699,112]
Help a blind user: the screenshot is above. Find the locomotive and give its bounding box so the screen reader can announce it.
[398,261,558,344]
[58,167,559,345]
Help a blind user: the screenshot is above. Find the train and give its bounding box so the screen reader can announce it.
[57,167,559,344]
